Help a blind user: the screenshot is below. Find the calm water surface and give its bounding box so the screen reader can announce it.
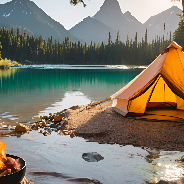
[0,66,142,124]
[1,66,184,184]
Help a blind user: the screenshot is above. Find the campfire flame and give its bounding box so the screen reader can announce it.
[0,141,7,170]
[0,140,21,177]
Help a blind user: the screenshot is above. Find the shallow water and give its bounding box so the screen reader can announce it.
[1,131,184,184]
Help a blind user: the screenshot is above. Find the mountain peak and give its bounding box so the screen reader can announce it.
[0,0,79,42]
[123,11,142,25]
[124,11,131,15]
[93,0,129,31]
[95,0,122,14]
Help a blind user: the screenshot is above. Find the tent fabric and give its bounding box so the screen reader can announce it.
[111,41,184,117]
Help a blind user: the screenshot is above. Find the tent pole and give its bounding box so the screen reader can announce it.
[146,75,161,108]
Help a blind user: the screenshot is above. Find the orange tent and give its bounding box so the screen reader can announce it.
[111,41,184,120]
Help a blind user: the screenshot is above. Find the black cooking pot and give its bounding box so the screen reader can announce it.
[0,154,26,184]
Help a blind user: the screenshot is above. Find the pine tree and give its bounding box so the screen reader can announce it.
[173,17,184,48]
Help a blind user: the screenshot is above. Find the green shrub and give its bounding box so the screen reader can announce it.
[0,58,11,69]
[11,61,19,66]
[0,59,22,70]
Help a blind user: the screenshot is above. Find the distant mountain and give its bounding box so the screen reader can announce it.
[93,0,129,31]
[0,0,79,43]
[69,16,118,44]
[124,11,142,26]
[93,0,142,42]
[72,0,182,43]
[143,6,182,41]
[0,0,182,45]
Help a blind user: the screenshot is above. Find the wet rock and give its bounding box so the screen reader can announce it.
[176,155,184,162]
[42,116,49,120]
[82,152,104,162]
[48,115,54,121]
[67,177,103,184]
[50,124,59,128]
[42,132,48,136]
[54,116,63,122]
[70,132,75,138]
[15,123,30,132]
[69,105,80,110]
[31,124,39,130]
[157,180,169,184]
[41,121,47,127]
[57,111,71,118]
[38,130,43,133]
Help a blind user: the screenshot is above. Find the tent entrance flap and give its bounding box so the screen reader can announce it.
[127,75,161,114]
[146,76,177,109]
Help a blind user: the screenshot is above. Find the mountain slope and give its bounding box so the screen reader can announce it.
[143,6,182,41]
[93,0,142,42]
[93,0,129,30]
[0,0,79,42]
[124,11,142,26]
[69,16,118,44]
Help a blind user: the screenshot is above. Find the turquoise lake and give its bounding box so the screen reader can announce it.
[0,66,142,124]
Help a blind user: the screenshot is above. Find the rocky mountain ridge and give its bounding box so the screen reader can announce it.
[0,0,182,44]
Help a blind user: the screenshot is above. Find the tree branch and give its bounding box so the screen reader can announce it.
[70,0,87,7]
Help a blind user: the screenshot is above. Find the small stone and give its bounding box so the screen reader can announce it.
[31,124,39,130]
[15,123,30,132]
[41,121,47,127]
[156,180,169,184]
[70,132,75,138]
[176,155,184,162]
[54,116,63,122]
[82,152,104,162]
[42,132,47,136]
[42,116,48,120]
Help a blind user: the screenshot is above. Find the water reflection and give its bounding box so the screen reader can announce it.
[145,149,184,183]
[0,68,17,79]
[2,130,184,184]
[38,91,91,116]
[0,68,142,124]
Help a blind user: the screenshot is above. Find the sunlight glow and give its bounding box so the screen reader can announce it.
[155,163,184,182]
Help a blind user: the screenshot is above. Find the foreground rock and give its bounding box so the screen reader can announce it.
[82,152,104,162]
[15,123,30,132]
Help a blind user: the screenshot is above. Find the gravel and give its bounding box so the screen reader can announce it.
[65,100,184,152]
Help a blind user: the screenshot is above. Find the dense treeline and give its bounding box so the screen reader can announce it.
[0,27,172,65]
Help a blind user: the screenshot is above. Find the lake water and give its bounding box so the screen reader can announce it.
[1,65,184,184]
[0,66,142,124]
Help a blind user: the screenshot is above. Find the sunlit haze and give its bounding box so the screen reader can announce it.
[0,0,182,30]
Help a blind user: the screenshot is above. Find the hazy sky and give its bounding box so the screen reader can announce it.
[0,0,182,30]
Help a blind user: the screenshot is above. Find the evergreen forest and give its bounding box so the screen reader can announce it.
[0,27,177,65]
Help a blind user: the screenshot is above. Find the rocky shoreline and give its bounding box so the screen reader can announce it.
[1,99,184,184]
[2,99,184,152]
